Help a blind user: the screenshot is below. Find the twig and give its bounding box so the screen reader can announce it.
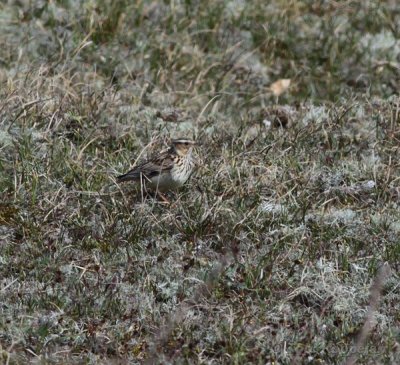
[343,263,391,365]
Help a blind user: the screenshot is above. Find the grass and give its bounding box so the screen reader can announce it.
[1,0,400,363]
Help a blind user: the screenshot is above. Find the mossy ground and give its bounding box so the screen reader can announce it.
[1,1,400,364]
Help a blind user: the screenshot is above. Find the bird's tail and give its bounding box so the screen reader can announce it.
[116,171,139,183]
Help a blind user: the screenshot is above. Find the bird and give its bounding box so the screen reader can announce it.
[116,138,197,196]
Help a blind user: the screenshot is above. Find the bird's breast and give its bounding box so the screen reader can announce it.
[148,172,183,192]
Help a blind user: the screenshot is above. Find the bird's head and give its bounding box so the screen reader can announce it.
[171,138,197,156]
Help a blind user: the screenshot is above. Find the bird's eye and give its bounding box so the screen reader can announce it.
[184,142,189,145]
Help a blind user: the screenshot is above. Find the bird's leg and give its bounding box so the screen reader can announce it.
[154,191,170,204]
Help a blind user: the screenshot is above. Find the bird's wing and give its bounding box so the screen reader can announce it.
[117,153,175,183]
[138,154,175,178]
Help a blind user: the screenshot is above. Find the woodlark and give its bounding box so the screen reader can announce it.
[117,138,197,193]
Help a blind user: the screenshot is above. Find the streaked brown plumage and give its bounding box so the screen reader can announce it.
[117,138,197,192]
